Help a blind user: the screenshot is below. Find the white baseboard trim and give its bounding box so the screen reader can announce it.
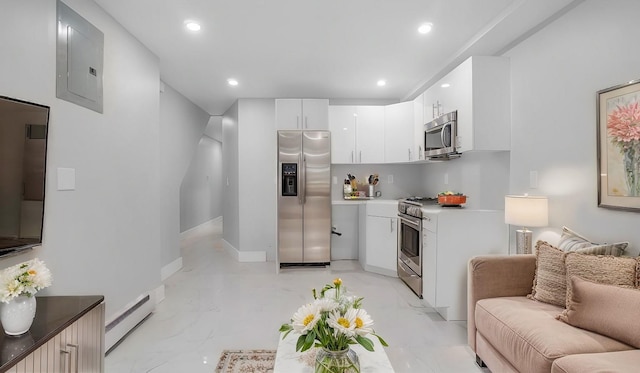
[180,216,222,240]
[161,256,183,282]
[222,239,266,262]
[363,264,398,278]
[154,284,166,304]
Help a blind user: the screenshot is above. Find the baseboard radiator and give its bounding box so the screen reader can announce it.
[105,293,154,354]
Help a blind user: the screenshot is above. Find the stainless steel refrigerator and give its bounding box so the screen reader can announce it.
[277,130,331,266]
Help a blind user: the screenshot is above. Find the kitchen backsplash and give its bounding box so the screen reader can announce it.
[331,151,509,210]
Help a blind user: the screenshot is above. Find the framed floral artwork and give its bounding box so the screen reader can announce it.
[597,79,640,210]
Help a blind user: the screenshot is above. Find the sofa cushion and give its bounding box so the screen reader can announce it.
[551,350,640,373]
[557,226,627,256]
[528,242,567,307]
[564,252,637,308]
[558,277,640,348]
[475,297,633,373]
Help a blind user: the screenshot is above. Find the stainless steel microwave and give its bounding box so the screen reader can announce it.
[424,110,460,160]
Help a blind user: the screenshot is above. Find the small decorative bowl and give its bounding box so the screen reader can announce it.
[438,195,467,206]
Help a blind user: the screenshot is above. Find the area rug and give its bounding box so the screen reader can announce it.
[215,349,276,373]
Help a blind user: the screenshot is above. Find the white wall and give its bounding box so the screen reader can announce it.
[238,99,277,260]
[159,81,209,267]
[180,136,223,231]
[505,0,640,254]
[0,0,162,320]
[222,102,240,250]
[222,99,277,261]
[420,152,510,210]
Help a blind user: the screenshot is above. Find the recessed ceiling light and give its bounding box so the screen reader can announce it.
[441,83,451,88]
[418,23,433,34]
[227,78,239,86]
[185,21,201,32]
[377,80,386,87]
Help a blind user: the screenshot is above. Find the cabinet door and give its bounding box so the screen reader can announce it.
[355,106,384,163]
[413,93,424,161]
[275,99,302,130]
[366,215,398,273]
[329,106,356,163]
[423,228,438,307]
[301,99,329,130]
[384,101,414,162]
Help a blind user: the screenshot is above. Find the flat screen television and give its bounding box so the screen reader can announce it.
[0,96,49,257]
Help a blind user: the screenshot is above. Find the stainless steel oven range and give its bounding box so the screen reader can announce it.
[397,197,435,298]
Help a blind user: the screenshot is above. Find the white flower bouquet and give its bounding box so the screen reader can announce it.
[279,278,387,370]
[0,259,52,303]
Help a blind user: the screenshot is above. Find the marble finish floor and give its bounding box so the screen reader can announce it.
[105,222,489,372]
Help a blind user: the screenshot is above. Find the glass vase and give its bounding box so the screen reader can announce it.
[623,147,640,196]
[315,347,360,373]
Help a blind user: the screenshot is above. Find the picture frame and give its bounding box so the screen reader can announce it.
[597,79,640,211]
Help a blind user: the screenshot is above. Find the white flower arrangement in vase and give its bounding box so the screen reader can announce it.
[279,278,387,372]
[0,258,52,303]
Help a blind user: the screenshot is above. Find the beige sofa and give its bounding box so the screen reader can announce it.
[467,254,640,373]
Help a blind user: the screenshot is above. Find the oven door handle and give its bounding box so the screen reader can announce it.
[398,214,421,231]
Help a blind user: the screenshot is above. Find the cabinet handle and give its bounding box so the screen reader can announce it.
[61,349,71,373]
[408,148,412,161]
[68,343,79,373]
[359,151,362,163]
[296,115,300,129]
[304,116,308,129]
[419,145,422,160]
[351,151,354,163]
[390,218,395,232]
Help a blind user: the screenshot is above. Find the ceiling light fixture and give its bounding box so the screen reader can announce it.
[227,78,239,86]
[377,80,386,87]
[441,83,451,88]
[185,21,201,32]
[418,23,433,34]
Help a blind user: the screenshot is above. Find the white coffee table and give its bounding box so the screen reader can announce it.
[273,334,395,372]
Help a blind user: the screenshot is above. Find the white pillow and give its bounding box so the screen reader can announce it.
[557,226,627,256]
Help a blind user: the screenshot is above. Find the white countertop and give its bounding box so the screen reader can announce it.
[332,198,399,206]
[273,334,394,372]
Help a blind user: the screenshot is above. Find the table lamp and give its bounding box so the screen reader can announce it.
[504,195,548,254]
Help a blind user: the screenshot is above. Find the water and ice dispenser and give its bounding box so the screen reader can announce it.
[281,163,298,196]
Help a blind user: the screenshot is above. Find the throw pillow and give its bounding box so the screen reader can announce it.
[575,242,628,256]
[527,241,567,307]
[558,276,640,348]
[564,252,637,308]
[557,226,592,251]
[557,226,627,256]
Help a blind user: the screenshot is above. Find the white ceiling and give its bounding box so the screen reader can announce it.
[93,0,582,116]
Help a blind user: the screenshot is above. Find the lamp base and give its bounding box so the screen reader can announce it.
[515,229,533,254]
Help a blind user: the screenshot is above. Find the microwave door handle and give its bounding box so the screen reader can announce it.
[441,122,452,147]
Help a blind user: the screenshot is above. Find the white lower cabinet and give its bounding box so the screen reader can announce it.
[360,201,398,277]
[6,302,105,373]
[421,210,507,321]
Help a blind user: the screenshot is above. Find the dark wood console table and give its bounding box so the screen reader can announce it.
[0,295,104,373]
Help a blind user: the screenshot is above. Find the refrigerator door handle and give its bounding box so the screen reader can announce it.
[298,153,304,205]
[302,155,307,204]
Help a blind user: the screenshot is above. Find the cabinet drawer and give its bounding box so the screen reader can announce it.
[366,201,398,218]
[422,213,437,232]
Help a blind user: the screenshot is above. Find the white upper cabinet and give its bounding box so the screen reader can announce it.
[276,99,329,130]
[329,106,357,163]
[329,105,385,164]
[422,56,510,153]
[384,101,415,162]
[413,93,424,161]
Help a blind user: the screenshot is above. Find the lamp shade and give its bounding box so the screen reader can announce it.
[504,195,548,227]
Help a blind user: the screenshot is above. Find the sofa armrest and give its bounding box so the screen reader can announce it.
[467,254,536,352]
